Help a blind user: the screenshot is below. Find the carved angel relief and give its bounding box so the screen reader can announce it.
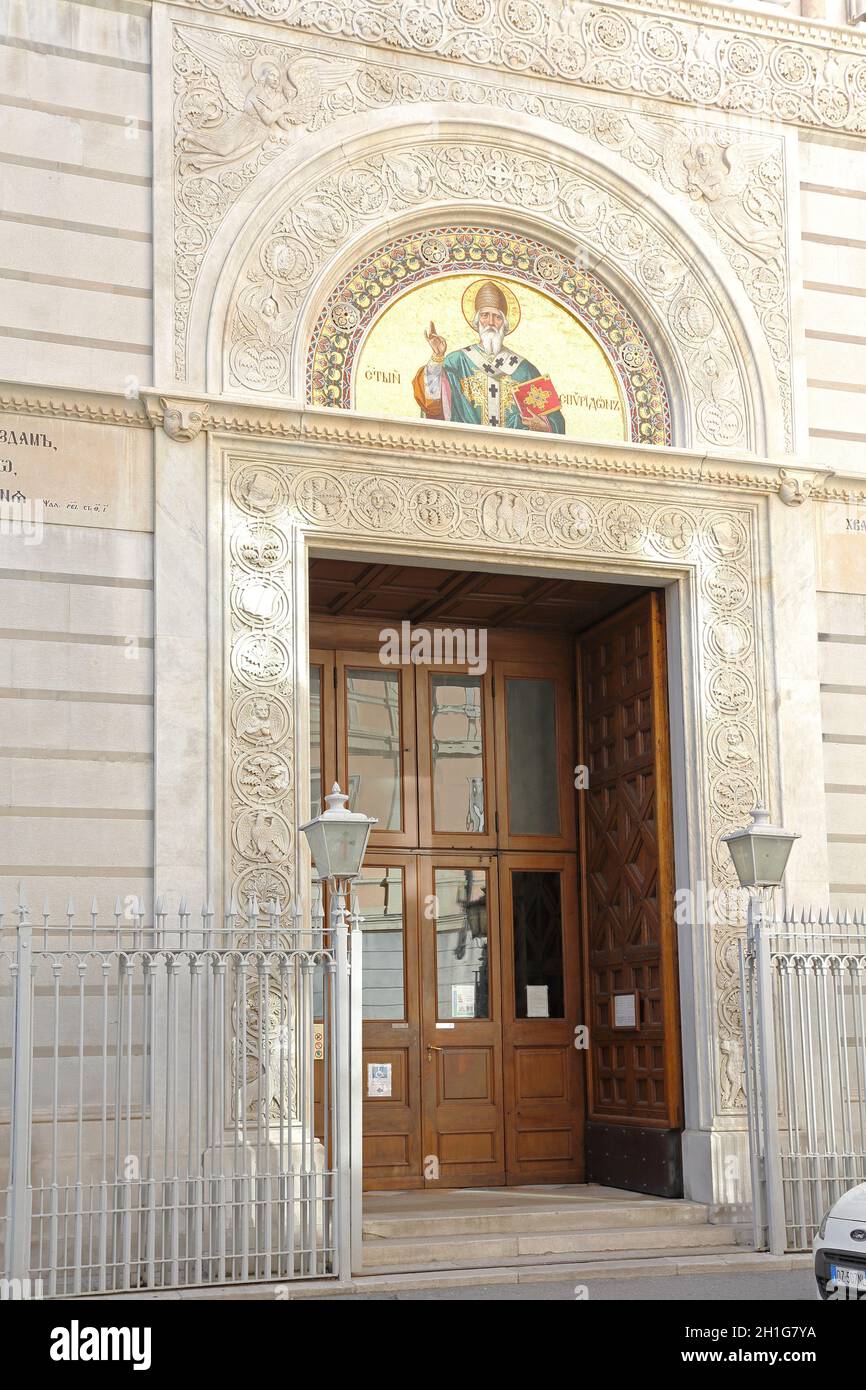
[178,28,356,173]
[633,121,783,263]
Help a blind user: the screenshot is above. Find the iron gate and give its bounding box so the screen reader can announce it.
[0,890,355,1295]
[740,902,866,1252]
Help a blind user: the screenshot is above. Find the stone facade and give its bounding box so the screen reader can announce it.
[1,0,865,1210]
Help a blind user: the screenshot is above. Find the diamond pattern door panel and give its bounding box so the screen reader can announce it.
[578,594,683,1193]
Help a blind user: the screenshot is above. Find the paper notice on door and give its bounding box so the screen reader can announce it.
[451,983,476,1018]
[613,992,638,1029]
[526,985,549,1018]
[367,1063,392,1097]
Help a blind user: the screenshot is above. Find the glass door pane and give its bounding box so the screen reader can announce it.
[346,666,403,831]
[355,865,406,1020]
[511,869,564,1018]
[505,677,560,836]
[431,674,485,834]
[433,866,490,1020]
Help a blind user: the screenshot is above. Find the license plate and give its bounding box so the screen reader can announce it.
[830,1264,866,1290]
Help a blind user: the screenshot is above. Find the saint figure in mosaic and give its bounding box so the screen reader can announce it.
[412,279,566,433]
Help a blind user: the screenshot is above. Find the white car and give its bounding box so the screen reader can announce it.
[814,1182,866,1300]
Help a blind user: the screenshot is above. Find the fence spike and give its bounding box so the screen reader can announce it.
[178,896,188,917]
[202,897,214,919]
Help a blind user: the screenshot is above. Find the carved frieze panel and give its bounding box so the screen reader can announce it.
[176,0,866,137]
[169,16,791,447]
[225,445,767,1112]
[228,463,297,911]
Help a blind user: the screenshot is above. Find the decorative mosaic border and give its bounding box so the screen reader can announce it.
[306,224,672,446]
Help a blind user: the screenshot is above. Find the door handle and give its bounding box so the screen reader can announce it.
[426,1044,444,1062]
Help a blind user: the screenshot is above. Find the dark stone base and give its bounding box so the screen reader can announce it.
[585,1122,684,1198]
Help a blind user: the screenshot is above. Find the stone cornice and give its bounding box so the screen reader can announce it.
[145,388,855,501]
[169,0,866,138]
[169,0,866,55]
[0,384,150,429]
[2,380,856,501]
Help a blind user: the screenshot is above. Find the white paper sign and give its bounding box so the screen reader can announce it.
[452,983,476,1018]
[367,1063,392,1097]
[526,985,549,1018]
[614,993,637,1029]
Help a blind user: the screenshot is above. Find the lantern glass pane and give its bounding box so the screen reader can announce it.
[325,820,371,880]
[727,836,757,888]
[753,836,793,886]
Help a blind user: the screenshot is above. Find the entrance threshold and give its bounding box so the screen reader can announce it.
[361,1185,745,1275]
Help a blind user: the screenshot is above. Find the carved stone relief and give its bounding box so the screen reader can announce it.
[177,0,866,137]
[226,137,762,451]
[170,18,791,446]
[226,446,766,1113]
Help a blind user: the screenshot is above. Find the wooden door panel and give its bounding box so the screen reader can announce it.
[499,853,583,1185]
[362,1045,415,1175]
[419,855,506,1187]
[578,592,683,1197]
[358,855,423,1190]
[438,1046,495,1100]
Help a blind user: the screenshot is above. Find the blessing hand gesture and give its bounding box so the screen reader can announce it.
[425,321,447,359]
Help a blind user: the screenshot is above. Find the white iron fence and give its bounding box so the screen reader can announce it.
[0,890,358,1296]
[740,903,866,1252]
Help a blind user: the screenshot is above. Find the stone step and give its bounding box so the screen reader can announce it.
[362,1199,711,1240]
[362,1221,744,1271]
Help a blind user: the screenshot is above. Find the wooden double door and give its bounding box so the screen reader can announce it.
[357,851,581,1188]
[311,624,584,1188]
[310,591,683,1193]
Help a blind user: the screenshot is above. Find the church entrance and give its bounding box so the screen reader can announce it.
[308,558,683,1193]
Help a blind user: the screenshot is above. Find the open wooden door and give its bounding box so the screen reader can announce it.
[577,592,684,1197]
[419,854,506,1188]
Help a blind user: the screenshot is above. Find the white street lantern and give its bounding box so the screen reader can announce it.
[300,782,377,885]
[721,803,799,889]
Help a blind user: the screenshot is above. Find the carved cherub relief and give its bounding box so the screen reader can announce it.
[634,121,783,262]
[179,28,355,172]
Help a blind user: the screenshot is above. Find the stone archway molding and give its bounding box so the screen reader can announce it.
[180,109,782,454]
[224,438,768,1121]
[211,118,778,453]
